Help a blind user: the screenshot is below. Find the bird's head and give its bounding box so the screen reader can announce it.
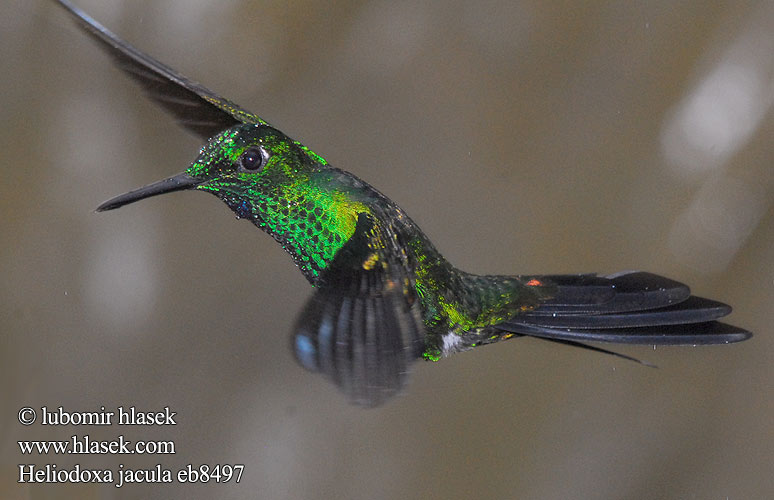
[97,123,369,280]
[97,123,325,215]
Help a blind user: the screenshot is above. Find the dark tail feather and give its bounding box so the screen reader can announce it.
[535,337,656,367]
[498,271,751,351]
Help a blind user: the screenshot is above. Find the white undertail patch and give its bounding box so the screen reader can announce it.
[441,332,464,355]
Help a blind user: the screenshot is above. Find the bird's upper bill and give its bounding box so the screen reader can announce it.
[95,172,199,212]
[95,126,251,212]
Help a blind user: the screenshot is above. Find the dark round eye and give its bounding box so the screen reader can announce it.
[240,147,264,171]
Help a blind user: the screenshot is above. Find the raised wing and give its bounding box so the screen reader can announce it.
[55,0,266,139]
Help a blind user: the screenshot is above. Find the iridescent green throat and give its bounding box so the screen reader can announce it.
[187,125,371,280]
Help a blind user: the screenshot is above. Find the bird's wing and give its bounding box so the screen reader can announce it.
[292,213,425,407]
[498,271,751,345]
[55,0,266,139]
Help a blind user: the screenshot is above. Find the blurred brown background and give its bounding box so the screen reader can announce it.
[3,1,773,499]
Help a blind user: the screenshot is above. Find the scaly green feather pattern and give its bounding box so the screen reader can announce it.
[188,125,370,279]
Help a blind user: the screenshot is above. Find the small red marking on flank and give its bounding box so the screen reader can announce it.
[526,279,542,287]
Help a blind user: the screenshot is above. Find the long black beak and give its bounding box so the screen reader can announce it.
[96,173,199,212]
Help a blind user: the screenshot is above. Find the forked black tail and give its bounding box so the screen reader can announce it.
[496,271,751,363]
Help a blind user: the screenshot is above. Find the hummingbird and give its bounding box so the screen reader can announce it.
[56,0,751,407]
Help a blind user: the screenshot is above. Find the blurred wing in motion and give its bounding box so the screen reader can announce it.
[54,0,266,139]
[292,214,425,407]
